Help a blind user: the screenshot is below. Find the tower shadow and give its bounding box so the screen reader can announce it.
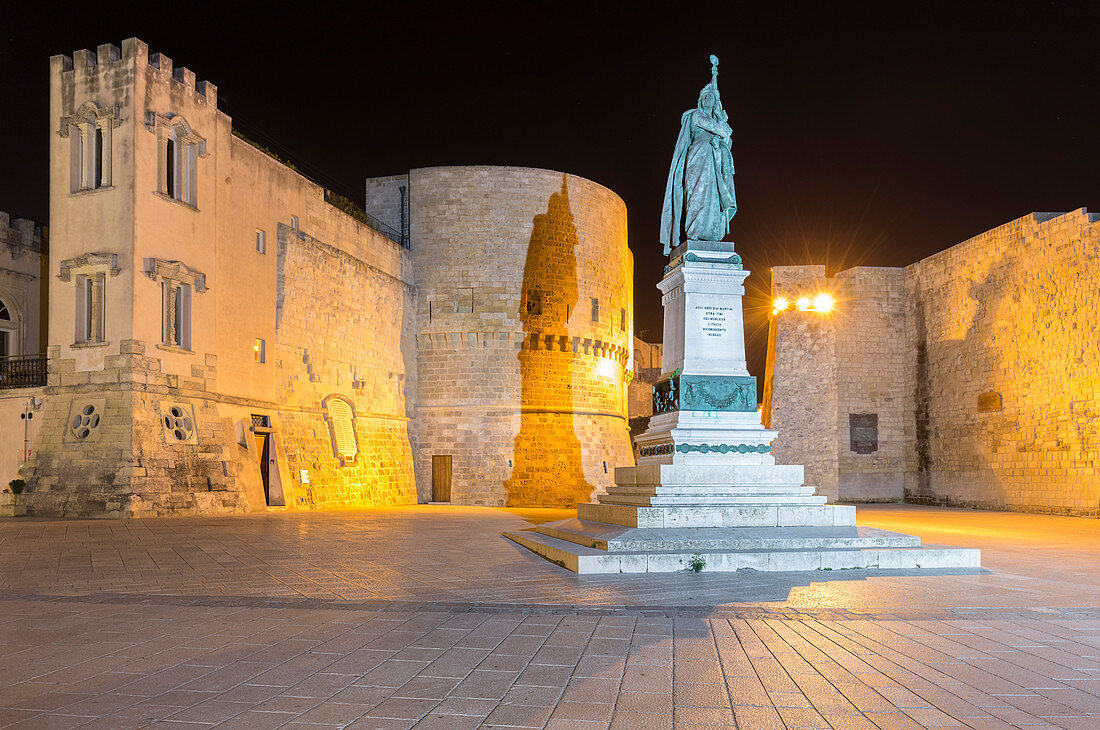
[504,176,595,507]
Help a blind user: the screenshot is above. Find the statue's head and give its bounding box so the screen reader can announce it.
[697,85,720,114]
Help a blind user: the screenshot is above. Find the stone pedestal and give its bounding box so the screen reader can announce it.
[505,241,981,573]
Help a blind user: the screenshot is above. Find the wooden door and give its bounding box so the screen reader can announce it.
[255,433,271,504]
[432,455,452,502]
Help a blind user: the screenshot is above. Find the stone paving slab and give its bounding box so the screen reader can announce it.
[0,504,1098,728]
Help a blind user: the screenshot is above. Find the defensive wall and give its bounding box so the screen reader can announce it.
[16,39,635,516]
[764,208,1100,515]
[403,166,634,507]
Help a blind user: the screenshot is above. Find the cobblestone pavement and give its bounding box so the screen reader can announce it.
[0,504,1098,728]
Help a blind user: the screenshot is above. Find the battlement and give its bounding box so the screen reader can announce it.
[53,38,217,106]
[0,211,46,253]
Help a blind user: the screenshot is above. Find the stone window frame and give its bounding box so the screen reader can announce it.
[256,229,266,254]
[58,101,121,194]
[145,112,207,208]
[590,297,600,323]
[0,291,20,357]
[58,253,121,347]
[253,338,265,363]
[160,401,198,445]
[322,394,359,466]
[524,289,544,317]
[143,258,207,353]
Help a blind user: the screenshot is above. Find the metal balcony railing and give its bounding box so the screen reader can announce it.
[0,354,48,389]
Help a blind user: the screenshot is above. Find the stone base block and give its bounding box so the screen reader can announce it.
[0,504,27,517]
[577,501,855,528]
[503,521,981,574]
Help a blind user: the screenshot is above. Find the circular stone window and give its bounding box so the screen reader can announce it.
[164,406,195,442]
[70,404,101,440]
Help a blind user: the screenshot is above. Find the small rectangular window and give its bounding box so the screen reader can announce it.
[69,125,82,193]
[290,215,299,230]
[256,229,267,254]
[161,281,192,350]
[590,297,599,322]
[620,308,626,331]
[524,290,543,316]
[455,288,473,313]
[94,127,104,189]
[185,143,198,206]
[253,338,265,363]
[75,273,105,344]
[166,138,176,199]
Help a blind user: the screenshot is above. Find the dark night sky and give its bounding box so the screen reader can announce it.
[3,2,1098,377]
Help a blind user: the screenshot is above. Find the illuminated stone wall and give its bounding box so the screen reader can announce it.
[766,209,1100,515]
[833,267,910,502]
[906,208,1100,515]
[410,166,634,506]
[762,266,839,502]
[22,40,635,516]
[24,39,419,516]
[271,224,417,510]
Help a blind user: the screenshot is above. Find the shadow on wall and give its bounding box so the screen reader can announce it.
[504,176,595,507]
[906,234,1100,512]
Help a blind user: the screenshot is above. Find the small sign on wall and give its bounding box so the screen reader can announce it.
[849,413,879,454]
[299,470,310,484]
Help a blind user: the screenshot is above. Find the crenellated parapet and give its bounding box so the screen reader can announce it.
[0,212,46,253]
[52,39,217,106]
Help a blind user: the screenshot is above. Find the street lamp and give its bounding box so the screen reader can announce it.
[19,399,34,465]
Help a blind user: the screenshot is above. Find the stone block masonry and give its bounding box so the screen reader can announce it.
[762,266,839,502]
[410,167,634,506]
[20,38,637,516]
[765,208,1100,516]
[273,224,416,509]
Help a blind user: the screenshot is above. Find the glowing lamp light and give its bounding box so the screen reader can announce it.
[796,297,811,311]
[813,294,834,312]
[773,297,789,312]
[596,358,617,380]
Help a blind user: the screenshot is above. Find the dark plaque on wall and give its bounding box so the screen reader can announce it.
[977,392,1002,412]
[849,413,878,454]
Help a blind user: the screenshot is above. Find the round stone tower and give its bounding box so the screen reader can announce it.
[409,166,634,506]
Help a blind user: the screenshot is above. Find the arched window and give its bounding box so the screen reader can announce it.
[0,297,12,357]
[146,113,206,207]
[58,101,117,193]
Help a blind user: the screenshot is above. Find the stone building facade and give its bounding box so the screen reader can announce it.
[764,208,1100,515]
[0,212,49,488]
[17,38,634,517]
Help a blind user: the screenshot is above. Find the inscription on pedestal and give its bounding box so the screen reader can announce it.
[699,305,735,337]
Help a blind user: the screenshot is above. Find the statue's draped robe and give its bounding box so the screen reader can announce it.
[660,109,737,254]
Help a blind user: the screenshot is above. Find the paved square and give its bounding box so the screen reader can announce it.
[1,504,1099,728]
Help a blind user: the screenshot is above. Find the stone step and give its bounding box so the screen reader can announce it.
[606,485,819,498]
[535,519,920,552]
[598,494,829,507]
[502,530,982,575]
[617,463,806,488]
[579,501,856,528]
